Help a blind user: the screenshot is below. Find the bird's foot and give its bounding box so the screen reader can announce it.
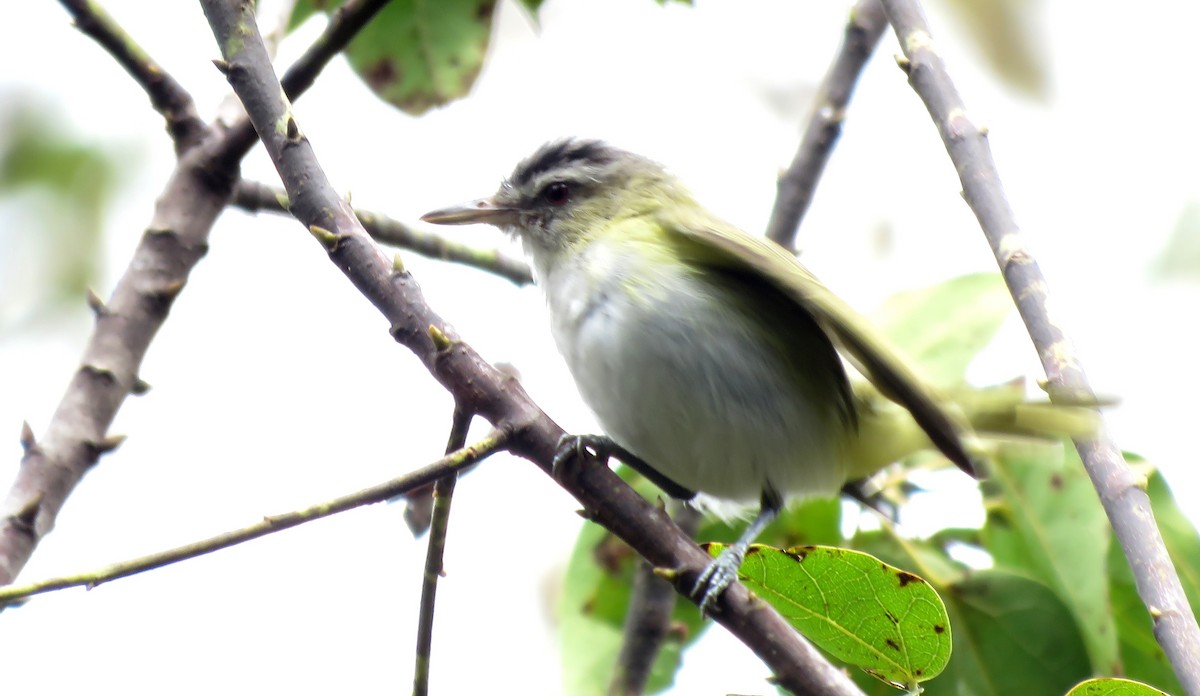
[552,433,615,479]
[691,544,746,616]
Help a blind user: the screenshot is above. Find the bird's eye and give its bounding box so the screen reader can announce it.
[542,181,570,206]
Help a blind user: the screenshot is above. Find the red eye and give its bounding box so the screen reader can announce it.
[542,182,570,206]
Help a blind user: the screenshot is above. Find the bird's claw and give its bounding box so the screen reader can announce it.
[691,546,745,616]
[552,434,612,479]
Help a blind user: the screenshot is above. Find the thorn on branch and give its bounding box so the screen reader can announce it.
[86,288,108,317]
[19,421,36,454]
[894,55,912,75]
[138,279,186,316]
[308,224,340,250]
[652,566,680,583]
[131,377,153,396]
[151,280,186,303]
[212,58,231,75]
[87,434,127,459]
[427,324,453,351]
[285,116,301,142]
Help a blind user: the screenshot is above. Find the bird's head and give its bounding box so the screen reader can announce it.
[422,139,687,260]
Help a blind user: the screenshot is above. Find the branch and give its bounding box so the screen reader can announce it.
[879,1,1200,692]
[610,503,703,696]
[0,434,504,607]
[199,2,865,693]
[0,0,392,588]
[233,179,533,285]
[765,0,888,249]
[58,0,207,152]
[0,119,237,588]
[413,408,472,696]
[216,0,393,163]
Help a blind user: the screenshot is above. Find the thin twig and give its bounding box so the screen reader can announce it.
[0,433,504,608]
[879,1,1200,693]
[609,504,702,696]
[233,180,533,285]
[58,0,207,152]
[766,0,888,249]
[413,408,472,696]
[199,3,865,693]
[0,0,393,588]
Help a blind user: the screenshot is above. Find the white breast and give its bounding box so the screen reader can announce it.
[535,239,847,504]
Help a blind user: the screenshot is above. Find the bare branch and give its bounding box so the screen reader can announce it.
[0,434,504,607]
[413,408,472,696]
[0,127,236,587]
[0,0,393,588]
[233,179,533,285]
[57,0,207,152]
[199,2,865,693]
[880,0,1200,692]
[766,0,888,249]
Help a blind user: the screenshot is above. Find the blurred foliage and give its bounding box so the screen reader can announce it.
[559,273,1198,694]
[871,272,1011,387]
[0,97,126,332]
[934,0,1050,99]
[287,0,697,115]
[288,0,546,116]
[1151,202,1200,281]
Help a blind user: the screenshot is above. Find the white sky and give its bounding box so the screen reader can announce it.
[1,0,1198,694]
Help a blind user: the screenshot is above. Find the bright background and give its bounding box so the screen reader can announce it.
[1,1,1198,693]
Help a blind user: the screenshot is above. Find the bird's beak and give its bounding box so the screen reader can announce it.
[420,198,518,227]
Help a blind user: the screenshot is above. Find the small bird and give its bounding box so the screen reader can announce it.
[422,139,983,613]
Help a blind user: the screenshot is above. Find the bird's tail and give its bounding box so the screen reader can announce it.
[842,379,1102,480]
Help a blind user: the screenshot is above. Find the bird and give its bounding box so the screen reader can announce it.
[421,138,985,614]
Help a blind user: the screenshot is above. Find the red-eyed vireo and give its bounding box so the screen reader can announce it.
[422,139,988,613]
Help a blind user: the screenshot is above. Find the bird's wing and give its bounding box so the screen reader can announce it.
[657,207,979,477]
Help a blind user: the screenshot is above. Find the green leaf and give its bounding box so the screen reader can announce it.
[980,443,1118,674]
[854,529,1092,695]
[289,0,503,115]
[708,543,951,688]
[872,272,1012,386]
[1065,677,1170,696]
[1109,466,1199,694]
[559,466,842,695]
[944,570,1093,695]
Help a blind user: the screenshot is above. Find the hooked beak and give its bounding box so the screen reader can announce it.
[420,198,518,227]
